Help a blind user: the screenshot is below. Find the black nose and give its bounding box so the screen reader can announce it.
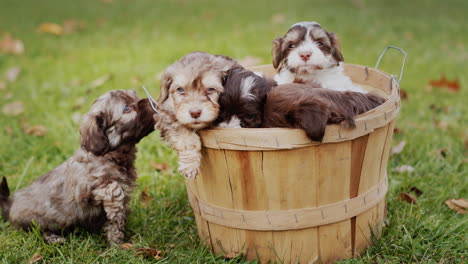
[190,109,202,119]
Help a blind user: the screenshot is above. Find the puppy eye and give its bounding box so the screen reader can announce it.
[123,105,131,113]
[288,43,296,49]
[176,87,185,93]
[207,88,216,93]
[316,41,324,47]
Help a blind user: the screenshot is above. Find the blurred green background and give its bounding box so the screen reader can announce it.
[0,0,466,263]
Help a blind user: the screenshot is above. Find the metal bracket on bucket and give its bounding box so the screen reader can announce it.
[375,46,407,83]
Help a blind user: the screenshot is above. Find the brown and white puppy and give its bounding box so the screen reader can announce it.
[155,51,237,178]
[0,90,155,244]
[263,84,385,141]
[272,22,367,93]
[215,66,276,128]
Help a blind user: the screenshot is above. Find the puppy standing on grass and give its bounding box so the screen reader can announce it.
[272,21,368,93]
[0,90,155,244]
[155,51,237,178]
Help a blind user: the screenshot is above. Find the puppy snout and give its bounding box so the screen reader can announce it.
[299,52,312,62]
[189,109,202,119]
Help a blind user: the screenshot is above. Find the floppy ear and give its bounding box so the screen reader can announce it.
[157,72,173,104]
[272,37,284,69]
[328,32,344,62]
[295,104,329,142]
[80,113,110,156]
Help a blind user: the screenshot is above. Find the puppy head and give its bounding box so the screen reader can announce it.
[216,68,273,128]
[80,90,155,155]
[272,22,343,74]
[158,51,237,129]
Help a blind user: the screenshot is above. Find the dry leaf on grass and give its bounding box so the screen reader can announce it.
[393,165,414,173]
[400,89,408,100]
[445,199,468,214]
[2,101,24,116]
[89,74,113,88]
[119,243,134,249]
[238,56,262,68]
[0,34,24,55]
[391,141,406,156]
[5,66,21,82]
[29,253,43,264]
[140,189,153,206]
[37,23,64,35]
[409,186,424,197]
[429,75,460,93]
[398,192,417,204]
[23,125,48,136]
[63,19,86,34]
[135,247,163,260]
[150,161,169,171]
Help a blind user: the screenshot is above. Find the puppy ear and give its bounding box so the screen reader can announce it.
[80,113,110,156]
[272,37,284,69]
[295,104,329,142]
[328,32,344,62]
[157,72,173,104]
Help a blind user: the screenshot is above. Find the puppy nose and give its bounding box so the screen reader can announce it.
[190,109,202,119]
[299,52,312,62]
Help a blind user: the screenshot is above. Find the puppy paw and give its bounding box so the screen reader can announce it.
[178,166,200,179]
[42,233,66,244]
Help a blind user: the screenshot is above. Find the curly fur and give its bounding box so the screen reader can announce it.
[154,51,237,178]
[0,90,155,244]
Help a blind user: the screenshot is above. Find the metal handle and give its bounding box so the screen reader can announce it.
[142,86,159,113]
[375,46,407,83]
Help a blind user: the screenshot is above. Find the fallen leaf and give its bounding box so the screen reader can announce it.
[400,89,408,100]
[445,199,468,214]
[2,101,24,116]
[120,243,134,249]
[89,74,112,88]
[429,75,460,93]
[398,192,417,204]
[37,23,64,35]
[135,247,163,260]
[5,66,21,82]
[391,141,406,156]
[223,251,240,259]
[238,56,262,67]
[0,33,24,55]
[63,19,86,34]
[0,81,6,90]
[140,189,153,206]
[271,14,286,24]
[24,125,47,136]
[409,186,423,197]
[29,253,43,264]
[4,125,13,135]
[393,165,414,173]
[150,161,169,171]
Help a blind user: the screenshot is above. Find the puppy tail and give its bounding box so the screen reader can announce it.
[0,177,11,220]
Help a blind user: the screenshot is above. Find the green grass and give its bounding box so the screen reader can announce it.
[0,0,467,263]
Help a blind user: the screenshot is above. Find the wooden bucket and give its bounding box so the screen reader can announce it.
[185,63,401,264]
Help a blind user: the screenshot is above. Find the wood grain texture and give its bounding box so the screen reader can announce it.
[317,142,352,263]
[354,125,389,255]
